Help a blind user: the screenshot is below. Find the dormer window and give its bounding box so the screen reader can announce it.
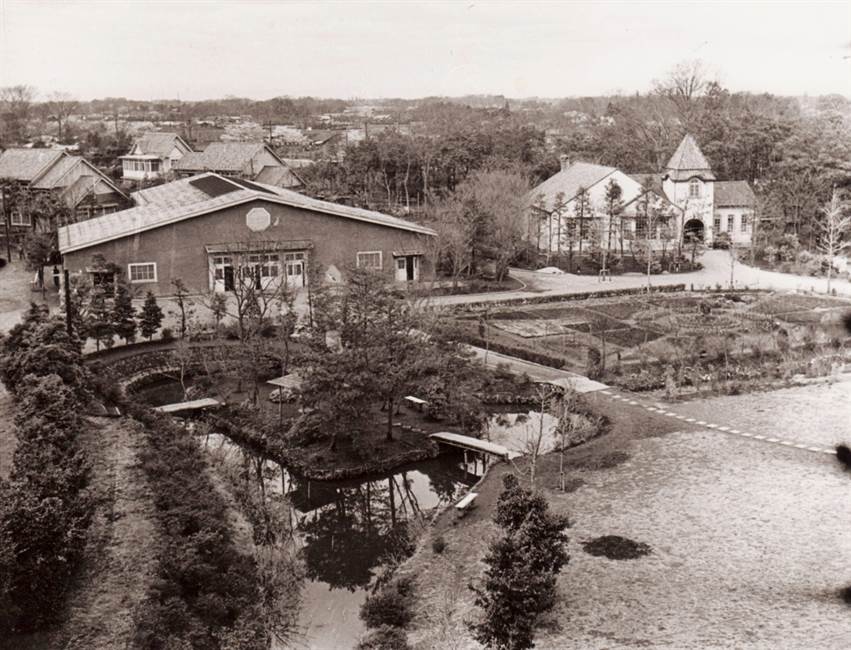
[689,179,701,198]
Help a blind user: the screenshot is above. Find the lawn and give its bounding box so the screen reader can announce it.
[402,386,851,650]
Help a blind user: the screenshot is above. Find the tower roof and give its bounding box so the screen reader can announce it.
[664,134,715,181]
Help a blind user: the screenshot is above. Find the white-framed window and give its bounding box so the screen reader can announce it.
[356,251,383,270]
[128,262,157,283]
[689,179,701,198]
[727,215,734,233]
[713,216,721,232]
[10,210,31,226]
[741,214,749,232]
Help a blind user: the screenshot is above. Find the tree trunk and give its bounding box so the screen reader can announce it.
[386,397,394,442]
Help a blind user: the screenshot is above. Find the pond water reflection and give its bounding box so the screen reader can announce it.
[204,434,477,649]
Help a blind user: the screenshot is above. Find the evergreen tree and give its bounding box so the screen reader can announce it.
[604,179,624,269]
[86,288,114,351]
[139,292,164,341]
[469,474,569,650]
[112,284,137,344]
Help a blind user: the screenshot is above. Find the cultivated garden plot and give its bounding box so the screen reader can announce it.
[460,291,851,396]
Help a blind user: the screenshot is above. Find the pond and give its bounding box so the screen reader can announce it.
[203,433,477,649]
[134,377,547,648]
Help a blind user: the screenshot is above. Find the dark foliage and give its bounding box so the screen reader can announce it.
[355,625,413,650]
[122,401,266,649]
[0,306,93,635]
[837,444,851,473]
[359,575,416,630]
[469,474,569,650]
[582,535,652,560]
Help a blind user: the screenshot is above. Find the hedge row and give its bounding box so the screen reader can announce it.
[0,305,94,633]
[446,283,687,313]
[121,399,268,649]
[453,331,567,370]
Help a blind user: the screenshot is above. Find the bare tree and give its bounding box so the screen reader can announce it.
[653,59,711,128]
[817,189,850,294]
[0,85,36,144]
[46,92,78,142]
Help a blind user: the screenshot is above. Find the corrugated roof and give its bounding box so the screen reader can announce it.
[58,172,435,253]
[173,142,272,172]
[131,132,190,157]
[715,180,756,207]
[131,174,226,207]
[526,161,616,210]
[664,134,716,181]
[0,148,65,182]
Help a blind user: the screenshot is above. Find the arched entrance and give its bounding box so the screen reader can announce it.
[683,218,705,242]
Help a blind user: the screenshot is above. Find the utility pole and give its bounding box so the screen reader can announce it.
[1,184,10,262]
[63,269,73,337]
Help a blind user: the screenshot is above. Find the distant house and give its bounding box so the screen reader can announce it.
[0,148,131,230]
[58,173,435,295]
[173,142,304,189]
[121,132,193,182]
[528,134,756,255]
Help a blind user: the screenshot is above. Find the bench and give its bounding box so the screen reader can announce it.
[455,492,478,515]
[404,395,428,411]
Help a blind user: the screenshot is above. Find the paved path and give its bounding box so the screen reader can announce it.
[470,343,843,458]
[469,346,608,394]
[429,250,851,308]
[597,385,841,456]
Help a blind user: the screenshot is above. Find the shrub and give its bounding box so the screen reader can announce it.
[470,475,569,650]
[431,535,447,554]
[160,327,174,342]
[360,575,416,629]
[356,626,412,650]
[123,400,265,647]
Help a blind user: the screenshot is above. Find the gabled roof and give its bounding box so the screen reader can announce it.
[526,161,616,211]
[128,132,192,158]
[173,141,283,173]
[31,154,79,189]
[715,180,756,208]
[58,173,435,254]
[255,165,303,189]
[0,148,66,182]
[664,134,716,181]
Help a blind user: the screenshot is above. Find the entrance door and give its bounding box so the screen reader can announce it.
[394,255,419,282]
[223,265,235,291]
[286,260,304,287]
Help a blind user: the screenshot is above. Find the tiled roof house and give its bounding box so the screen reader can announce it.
[0,148,131,229]
[173,142,304,190]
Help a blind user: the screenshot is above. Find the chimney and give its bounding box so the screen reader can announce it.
[559,154,570,171]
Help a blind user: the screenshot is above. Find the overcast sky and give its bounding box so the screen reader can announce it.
[1,0,849,101]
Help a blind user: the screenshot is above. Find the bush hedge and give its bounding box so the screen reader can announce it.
[0,305,94,634]
[123,400,267,649]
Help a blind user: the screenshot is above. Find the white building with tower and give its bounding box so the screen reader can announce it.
[528,134,756,255]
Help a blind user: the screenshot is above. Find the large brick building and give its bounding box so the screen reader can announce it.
[57,173,435,295]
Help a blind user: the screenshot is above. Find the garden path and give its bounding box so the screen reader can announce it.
[429,250,851,308]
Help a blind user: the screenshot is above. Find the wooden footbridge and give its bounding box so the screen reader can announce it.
[429,431,522,461]
[153,398,224,415]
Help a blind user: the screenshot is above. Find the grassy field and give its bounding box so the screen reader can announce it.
[401,385,851,650]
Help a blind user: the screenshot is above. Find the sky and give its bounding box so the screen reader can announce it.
[0,0,849,101]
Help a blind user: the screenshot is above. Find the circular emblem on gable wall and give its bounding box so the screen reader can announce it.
[246,207,271,232]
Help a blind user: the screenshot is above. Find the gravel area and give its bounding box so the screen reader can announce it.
[406,382,851,650]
